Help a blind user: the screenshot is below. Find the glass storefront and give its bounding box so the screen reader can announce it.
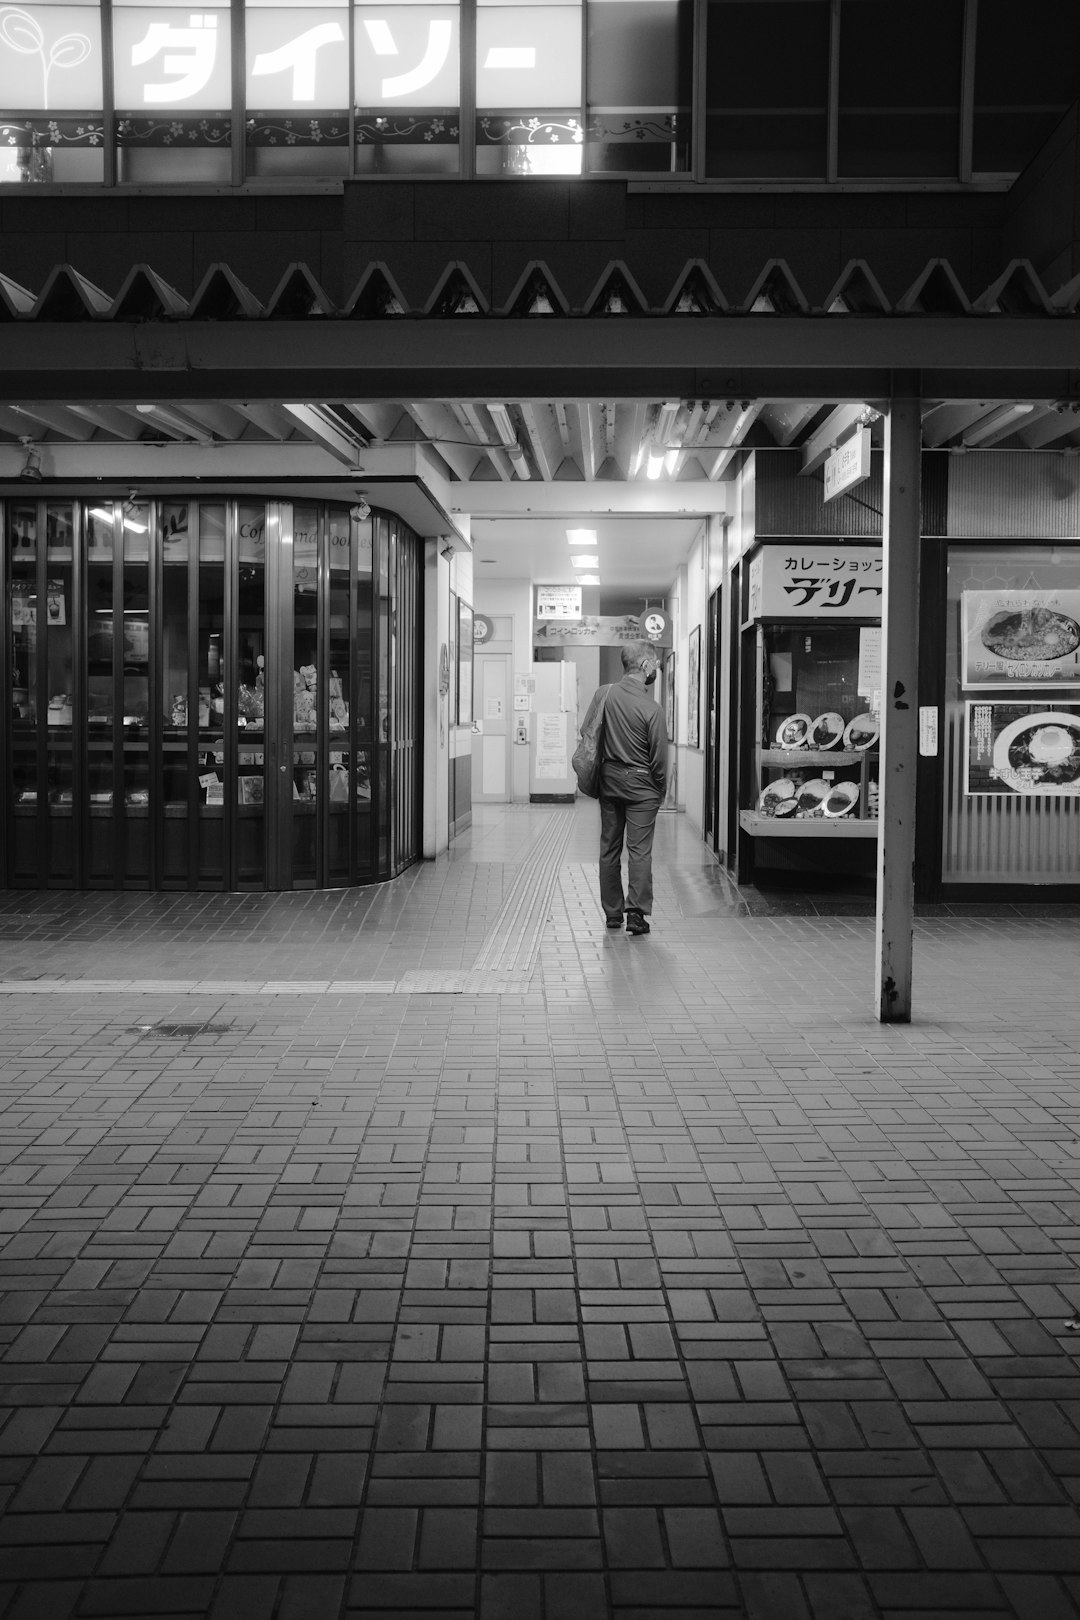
[3,496,422,891]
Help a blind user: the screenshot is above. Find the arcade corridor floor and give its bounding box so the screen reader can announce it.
[2,804,1080,1618]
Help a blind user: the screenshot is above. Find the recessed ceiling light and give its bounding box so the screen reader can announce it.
[570,554,599,568]
[566,528,597,546]
[576,574,600,585]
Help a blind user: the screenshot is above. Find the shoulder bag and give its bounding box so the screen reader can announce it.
[572,684,610,799]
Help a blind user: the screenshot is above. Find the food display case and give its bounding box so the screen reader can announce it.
[736,542,883,879]
[740,620,881,840]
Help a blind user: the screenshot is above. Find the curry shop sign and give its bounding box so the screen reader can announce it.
[747,544,883,621]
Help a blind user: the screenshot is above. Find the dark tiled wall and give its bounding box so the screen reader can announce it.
[0,178,1018,309]
[1002,103,1080,291]
[342,181,1009,309]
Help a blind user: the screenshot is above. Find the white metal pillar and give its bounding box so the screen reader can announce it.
[422,540,451,859]
[875,393,921,1022]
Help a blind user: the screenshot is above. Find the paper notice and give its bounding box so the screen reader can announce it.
[535,711,567,779]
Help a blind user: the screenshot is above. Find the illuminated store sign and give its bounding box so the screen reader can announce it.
[354,6,459,105]
[247,9,348,107]
[476,5,579,107]
[0,5,101,110]
[113,5,231,109]
[0,0,583,115]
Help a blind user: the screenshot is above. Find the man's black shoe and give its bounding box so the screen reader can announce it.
[606,916,623,929]
[626,910,650,936]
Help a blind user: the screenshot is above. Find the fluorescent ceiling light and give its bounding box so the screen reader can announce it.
[576,574,600,585]
[566,528,597,546]
[570,553,599,568]
[487,403,517,445]
[655,401,680,444]
[646,451,665,479]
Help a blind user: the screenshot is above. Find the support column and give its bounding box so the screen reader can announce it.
[875,394,921,1022]
[422,540,450,859]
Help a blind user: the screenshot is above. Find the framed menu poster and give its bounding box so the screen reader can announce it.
[962,590,1080,688]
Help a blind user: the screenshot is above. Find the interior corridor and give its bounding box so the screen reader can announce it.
[1,803,1080,1618]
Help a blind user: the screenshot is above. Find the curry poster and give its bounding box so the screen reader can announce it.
[962,589,1080,688]
[965,700,1080,796]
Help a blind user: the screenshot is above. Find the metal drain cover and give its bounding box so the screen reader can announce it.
[130,1021,238,1038]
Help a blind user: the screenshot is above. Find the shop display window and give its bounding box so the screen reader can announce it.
[943,544,1080,884]
[4,496,418,892]
[742,620,881,837]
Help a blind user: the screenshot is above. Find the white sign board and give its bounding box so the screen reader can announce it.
[749,544,883,619]
[536,584,582,619]
[858,627,882,697]
[535,711,568,778]
[919,706,939,756]
[823,427,871,503]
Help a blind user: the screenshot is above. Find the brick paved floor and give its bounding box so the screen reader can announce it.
[2,804,1080,1617]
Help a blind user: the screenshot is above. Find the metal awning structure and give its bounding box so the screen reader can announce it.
[0,258,1078,461]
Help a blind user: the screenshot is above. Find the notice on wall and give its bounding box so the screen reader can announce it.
[858,627,882,698]
[535,710,568,779]
[485,696,504,719]
[962,589,1080,688]
[536,584,582,619]
[965,700,1080,795]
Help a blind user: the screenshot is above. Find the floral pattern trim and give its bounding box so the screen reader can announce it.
[479,115,582,147]
[247,116,348,148]
[1,118,103,148]
[586,113,681,144]
[115,116,231,148]
[355,114,458,146]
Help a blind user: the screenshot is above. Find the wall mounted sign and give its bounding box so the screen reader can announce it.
[823,427,871,503]
[474,613,495,644]
[966,700,1080,796]
[536,583,581,619]
[639,609,671,643]
[962,589,1080,689]
[533,614,673,648]
[748,544,882,620]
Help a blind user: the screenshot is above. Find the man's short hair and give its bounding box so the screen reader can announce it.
[621,640,652,670]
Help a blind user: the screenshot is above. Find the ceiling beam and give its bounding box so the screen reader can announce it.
[445,481,734,518]
[1016,406,1080,449]
[234,400,295,438]
[400,402,483,481]
[921,401,993,448]
[771,401,821,446]
[704,404,763,479]
[800,404,870,473]
[455,402,513,480]
[280,403,364,466]
[518,402,555,482]
[67,403,144,440]
[578,402,601,480]
[6,319,1080,406]
[9,403,96,441]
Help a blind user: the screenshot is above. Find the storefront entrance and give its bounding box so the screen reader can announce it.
[4,496,422,891]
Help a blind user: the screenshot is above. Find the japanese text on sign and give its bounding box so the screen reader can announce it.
[749,545,883,620]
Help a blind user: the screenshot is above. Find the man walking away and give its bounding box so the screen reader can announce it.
[581,639,669,936]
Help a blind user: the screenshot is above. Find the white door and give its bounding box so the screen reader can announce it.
[475,652,511,801]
